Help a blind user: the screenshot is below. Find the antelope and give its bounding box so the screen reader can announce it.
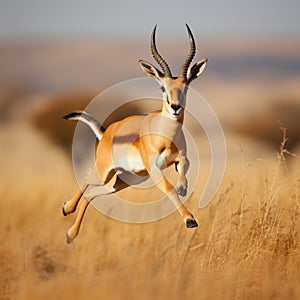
[62,24,207,243]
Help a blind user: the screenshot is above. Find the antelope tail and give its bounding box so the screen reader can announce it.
[63,111,105,140]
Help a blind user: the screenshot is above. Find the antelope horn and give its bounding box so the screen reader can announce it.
[179,24,196,79]
[151,25,172,77]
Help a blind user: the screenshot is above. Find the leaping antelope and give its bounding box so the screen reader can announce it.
[62,24,207,243]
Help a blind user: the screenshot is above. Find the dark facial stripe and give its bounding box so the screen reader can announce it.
[169,89,183,104]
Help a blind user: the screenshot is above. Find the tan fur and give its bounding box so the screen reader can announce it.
[63,27,207,243]
[63,95,194,243]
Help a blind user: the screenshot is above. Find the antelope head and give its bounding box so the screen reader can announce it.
[139,24,207,119]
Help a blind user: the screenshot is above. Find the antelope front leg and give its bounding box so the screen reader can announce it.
[175,154,190,197]
[148,159,197,228]
[157,172,197,228]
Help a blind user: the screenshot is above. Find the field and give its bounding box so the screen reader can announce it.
[0,38,300,299]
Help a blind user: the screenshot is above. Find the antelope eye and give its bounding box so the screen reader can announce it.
[160,86,166,93]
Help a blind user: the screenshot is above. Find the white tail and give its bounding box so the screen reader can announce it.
[63,111,104,140]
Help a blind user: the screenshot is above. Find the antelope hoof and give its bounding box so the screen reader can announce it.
[66,233,73,244]
[186,218,198,228]
[62,205,68,216]
[176,185,187,196]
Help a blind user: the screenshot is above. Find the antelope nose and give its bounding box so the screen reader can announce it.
[171,104,181,112]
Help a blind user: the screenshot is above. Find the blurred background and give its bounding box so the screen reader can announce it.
[0,0,299,167]
[1,1,300,299]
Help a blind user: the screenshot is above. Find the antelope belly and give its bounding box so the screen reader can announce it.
[113,144,145,173]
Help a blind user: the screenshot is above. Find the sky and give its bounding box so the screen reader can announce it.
[0,0,299,39]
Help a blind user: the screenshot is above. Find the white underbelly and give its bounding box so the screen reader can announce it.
[113,144,146,173]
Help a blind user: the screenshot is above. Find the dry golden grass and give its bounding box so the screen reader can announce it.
[1,36,300,299]
[1,113,300,300]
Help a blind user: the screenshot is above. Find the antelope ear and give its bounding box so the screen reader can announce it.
[139,60,163,82]
[187,58,208,84]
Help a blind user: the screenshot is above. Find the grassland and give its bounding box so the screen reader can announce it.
[1,39,300,299]
[1,99,300,300]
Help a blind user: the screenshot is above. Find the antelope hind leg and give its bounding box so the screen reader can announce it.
[62,186,87,216]
[62,167,99,216]
[66,175,130,244]
[66,195,90,244]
